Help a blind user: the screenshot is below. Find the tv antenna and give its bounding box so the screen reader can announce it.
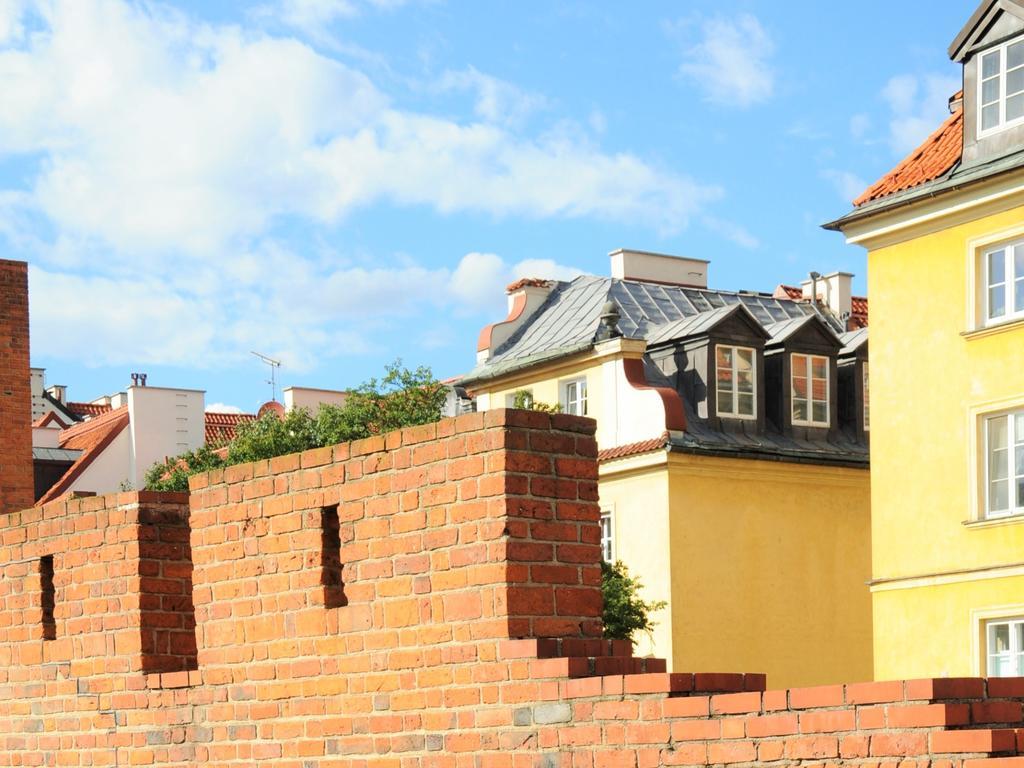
[250,351,282,403]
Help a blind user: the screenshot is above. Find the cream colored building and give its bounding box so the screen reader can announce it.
[462,250,873,688]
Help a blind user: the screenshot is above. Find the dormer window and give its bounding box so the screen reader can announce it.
[791,353,830,427]
[979,35,1024,135]
[715,345,756,419]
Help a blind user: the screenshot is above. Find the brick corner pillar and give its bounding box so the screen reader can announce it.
[0,259,33,515]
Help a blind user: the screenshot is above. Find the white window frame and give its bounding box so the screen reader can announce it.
[790,353,830,427]
[983,238,1024,325]
[863,362,870,432]
[984,409,1024,519]
[561,377,588,417]
[600,509,614,562]
[985,617,1024,677]
[978,34,1024,138]
[714,344,757,420]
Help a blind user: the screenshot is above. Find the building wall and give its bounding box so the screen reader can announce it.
[599,456,673,661]
[867,202,1024,680]
[128,385,205,487]
[668,453,873,689]
[68,427,132,494]
[0,259,33,515]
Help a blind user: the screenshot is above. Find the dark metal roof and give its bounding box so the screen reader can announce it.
[464,276,813,382]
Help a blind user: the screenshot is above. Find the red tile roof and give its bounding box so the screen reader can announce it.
[854,99,963,207]
[775,285,868,329]
[205,412,255,446]
[67,401,113,418]
[597,435,668,462]
[37,406,130,505]
[505,277,552,293]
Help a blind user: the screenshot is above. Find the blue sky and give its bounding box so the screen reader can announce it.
[0,0,966,412]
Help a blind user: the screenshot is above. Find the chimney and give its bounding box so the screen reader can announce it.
[801,271,854,325]
[476,278,555,363]
[45,384,67,404]
[609,249,709,289]
[0,259,34,514]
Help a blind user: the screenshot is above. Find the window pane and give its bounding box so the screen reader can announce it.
[990,285,1007,318]
[717,346,732,369]
[994,623,1011,652]
[983,76,1001,104]
[990,418,1009,476]
[812,401,828,424]
[738,393,754,416]
[793,399,808,422]
[811,356,827,380]
[990,250,1006,285]
[1009,93,1024,122]
[984,103,1001,130]
[1010,41,1024,69]
[983,50,1001,79]
[1017,623,1024,653]
[1010,67,1024,95]
[992,654,1010,676]
[792,355,807,377]
[792,375,807,400]
[1018,476,1024,509]
[1015,246,1024,280]
[736,352,754,394]
[719,390,734,415]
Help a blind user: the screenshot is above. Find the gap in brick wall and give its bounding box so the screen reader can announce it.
[40,554,55,641]
[321,504,347,608]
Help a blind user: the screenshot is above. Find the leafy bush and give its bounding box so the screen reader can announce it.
[601,559,667,642]
[510,389,561,413]
[144,360,448,490]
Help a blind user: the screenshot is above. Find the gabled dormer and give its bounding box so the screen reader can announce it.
[645,303,770,434]
[764,315,843,440]
[951,0,1024,166]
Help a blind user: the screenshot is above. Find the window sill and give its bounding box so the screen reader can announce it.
[963,514,1024,530]
[962,316,1024,340]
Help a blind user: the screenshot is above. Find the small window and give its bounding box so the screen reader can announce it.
[987,618,1024,676]
[321,505,347,608]
[863,362,870,431]
[984,240,1024,324]
[561,378,588,417]
[985,411,1024,519]
[600,511,614,562]
[715,345,756,419]
[506,390,534,409]
[979,35,1024,136]
[40,555,55,641]
[791,353,830,427]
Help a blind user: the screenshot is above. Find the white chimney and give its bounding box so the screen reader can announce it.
[45,384,67,403]
[609,249,709,289]
[801,271,853,323]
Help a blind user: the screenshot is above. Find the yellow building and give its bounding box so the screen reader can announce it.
[827,0,1024,681]
[461,250,873,688]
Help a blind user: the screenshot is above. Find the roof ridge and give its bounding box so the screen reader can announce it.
[58,404,128,443]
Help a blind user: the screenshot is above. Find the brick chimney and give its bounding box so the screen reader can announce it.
[0,260,33,514]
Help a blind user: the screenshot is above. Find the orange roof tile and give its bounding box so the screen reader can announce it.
[205,412,255,446]
[775,285,868,328]
[854,102,963,206]
[67,401,113,418]
[37,407,130,505]
[597,435,667,462]
[505,277,552,293]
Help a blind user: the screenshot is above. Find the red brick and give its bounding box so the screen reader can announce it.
[930,729,1017,753]
[790,684,845,708]
[886,703,970,728]
[905,678,986,701]
[846,680,905,704]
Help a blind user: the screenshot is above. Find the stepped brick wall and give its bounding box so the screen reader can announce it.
[1,410,1024,767]
[0,258,33,515]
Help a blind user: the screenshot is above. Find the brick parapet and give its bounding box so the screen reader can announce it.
[1,413,1024,765]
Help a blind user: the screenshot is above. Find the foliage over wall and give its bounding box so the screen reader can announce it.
[145,362,448,492]
[601,560,666,641]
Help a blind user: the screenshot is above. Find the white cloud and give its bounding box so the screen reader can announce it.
[436,66,548,127]
[2,0,727,372]
[674,13,775,108]
[449,252,582,311]
[700,215,760,249]
[881,73,960,155]
[0,0,27,43]
[849,113,871,140]
[821,169,868,204]
[206,403,244,414]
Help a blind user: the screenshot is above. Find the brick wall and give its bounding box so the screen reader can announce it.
[0,258,33,515]
[0,410,1023,766]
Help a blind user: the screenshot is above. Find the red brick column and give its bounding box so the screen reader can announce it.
[0,259,33,515]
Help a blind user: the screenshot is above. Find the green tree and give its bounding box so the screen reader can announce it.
[226,407,319,464]
[143,444,227,493]
[600,559,667,642]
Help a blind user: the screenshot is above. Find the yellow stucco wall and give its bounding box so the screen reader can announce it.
[865,200,1024,679]
[667,453,873,689]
